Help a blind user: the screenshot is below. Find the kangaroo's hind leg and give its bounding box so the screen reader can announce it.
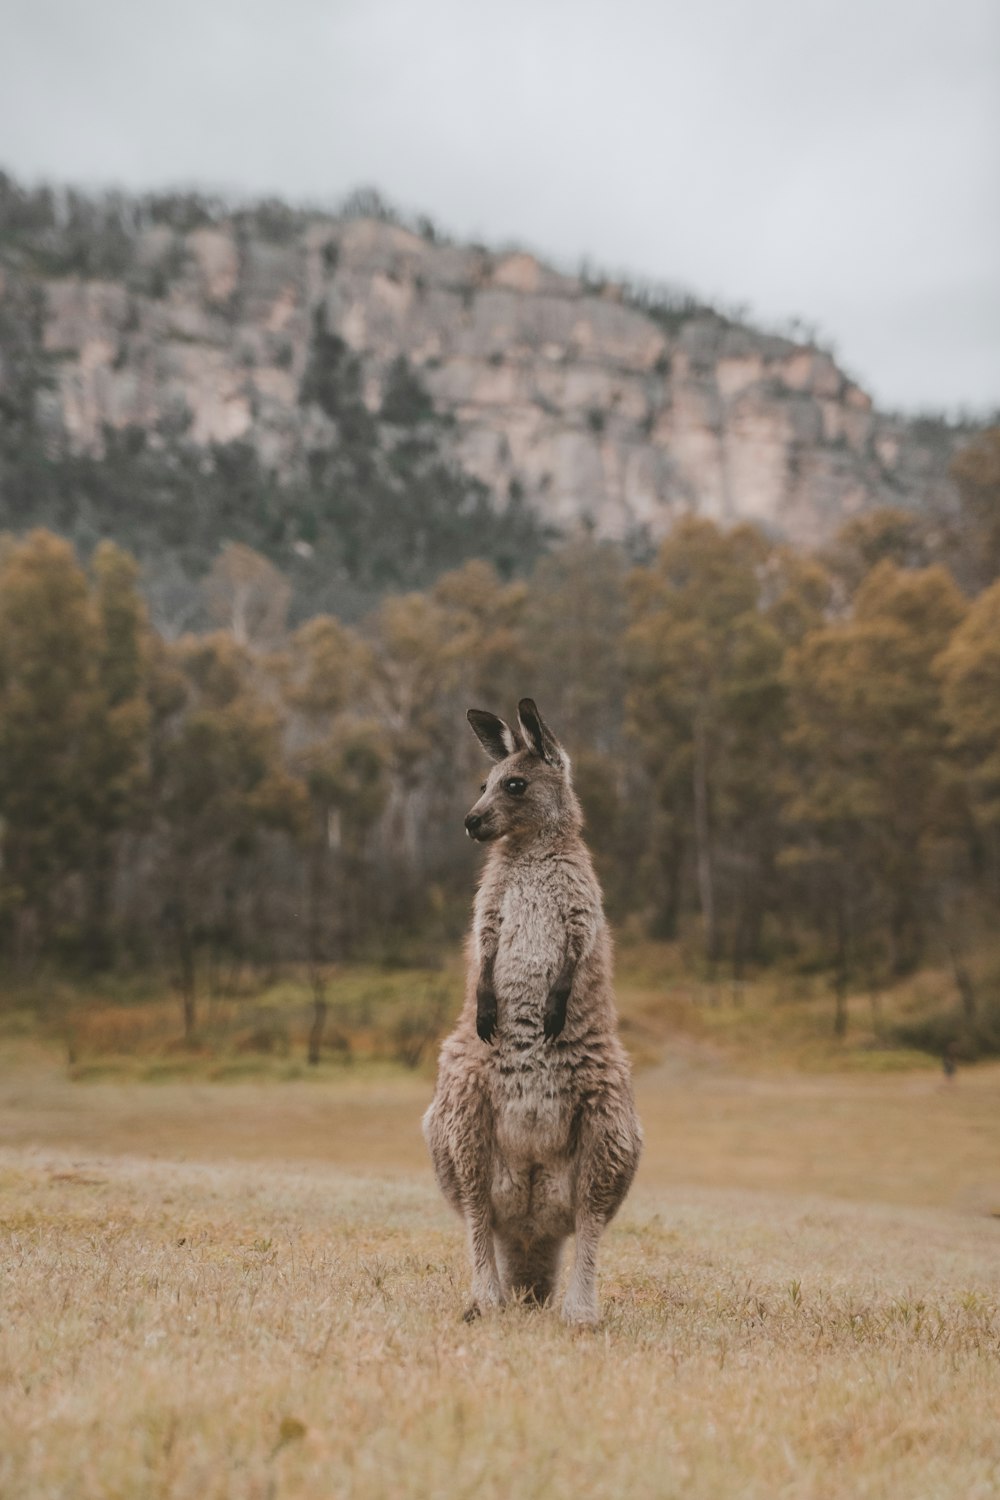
[422,1100,463,1214]
[563,1091,642,1326]
[462,1195,503,1320]
[423,1078,503,1320]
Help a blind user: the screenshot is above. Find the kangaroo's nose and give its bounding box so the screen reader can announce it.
[465,812,483,835]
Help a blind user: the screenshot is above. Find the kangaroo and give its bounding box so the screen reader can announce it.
[423,699,642,1325]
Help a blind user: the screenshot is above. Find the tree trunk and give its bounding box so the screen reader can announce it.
[692,709,717,962]
[179,928,196,1042]
[308,980,327,1066]
[833,893,849,1039]
[731,863,751,991]
[170,895,197,1042]
[936,883,977,1024]
[306,828,330,1064]
[652,823,684,940]
[84,846,115,972]
[947,935,977,1023]
[833,973,848,1039]
[889,891,920,976]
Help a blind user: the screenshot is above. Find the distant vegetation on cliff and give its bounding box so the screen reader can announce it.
[0,173,548,625]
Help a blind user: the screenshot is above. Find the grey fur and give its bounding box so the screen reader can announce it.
[423,700,642,1324]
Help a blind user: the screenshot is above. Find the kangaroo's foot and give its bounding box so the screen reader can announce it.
[561,1287,599,1327]
[464,1269,504,1323]
[561,1211,604,1326]
[463,1292,503,1322]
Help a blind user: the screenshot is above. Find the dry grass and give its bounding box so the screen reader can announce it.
[2,1054,1000,1498]
[614,941,990,1073]
[43,965,460,1079]
[2,1152,1000,1499]
[4,939,992,1083]
[3,1039,1000,1211]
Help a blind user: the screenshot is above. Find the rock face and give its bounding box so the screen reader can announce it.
[22,208,959,548]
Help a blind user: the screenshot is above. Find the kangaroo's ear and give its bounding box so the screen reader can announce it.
[517,698,569,772]
[467,709,518,763]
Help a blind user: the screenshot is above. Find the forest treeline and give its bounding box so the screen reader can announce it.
[0,426,998,1053]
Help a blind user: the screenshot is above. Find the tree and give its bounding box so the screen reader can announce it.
[149,632,305,1037]
[430,559,532,710]
[626,520,786,960]
[281,617,386,958]
[520,536,635,911]
[783,562,966,992]
[204,542,291,647]
[823,507,931,599]
[280,615,386,1057]
[354,561,536,931]
[83,542,152,965]
[0,533,132,962]
[380,355,435,425]
[937,577,1000,916]
[523,535,628,750]
[758,545,833,647]
[950,427,1000,587]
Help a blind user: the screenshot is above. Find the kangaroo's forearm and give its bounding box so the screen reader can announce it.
[476,903,502,966]
[544,907,594,1039]
[476,912,500,1043]
[561,904,595,973]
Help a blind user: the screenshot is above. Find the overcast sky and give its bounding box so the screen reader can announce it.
[2,0,997,413]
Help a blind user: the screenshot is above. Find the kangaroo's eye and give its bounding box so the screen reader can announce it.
[503,777,528,796]
[480,783,487,794]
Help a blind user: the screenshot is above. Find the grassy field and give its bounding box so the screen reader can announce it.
[2,957,1000,1498]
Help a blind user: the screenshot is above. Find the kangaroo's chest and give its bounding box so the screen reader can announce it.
[476,855,589,1159]
[489,869,563,993]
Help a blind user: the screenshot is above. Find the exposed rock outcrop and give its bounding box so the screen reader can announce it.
[8,196,963,549]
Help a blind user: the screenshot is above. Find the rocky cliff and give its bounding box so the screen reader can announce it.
[0,180,965,555]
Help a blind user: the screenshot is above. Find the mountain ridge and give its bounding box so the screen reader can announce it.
[0,171,980,603]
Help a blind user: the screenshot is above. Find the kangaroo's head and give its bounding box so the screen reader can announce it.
[464,698,582,845]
